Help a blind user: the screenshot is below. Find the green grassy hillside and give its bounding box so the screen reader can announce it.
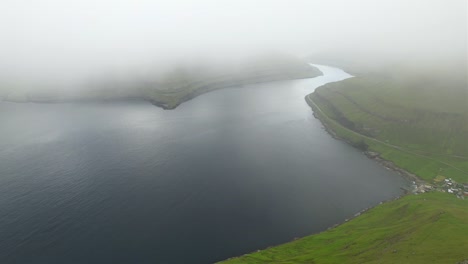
[308,74,468,183]
[218,66,467,263]
[219,192,468,264]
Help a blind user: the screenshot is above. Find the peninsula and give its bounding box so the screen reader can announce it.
[1,55,322,109]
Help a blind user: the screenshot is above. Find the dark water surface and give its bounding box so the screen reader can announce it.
[0,65,408,264]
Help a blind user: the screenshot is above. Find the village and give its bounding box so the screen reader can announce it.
[362,151,468,199]
[413,176,468,199]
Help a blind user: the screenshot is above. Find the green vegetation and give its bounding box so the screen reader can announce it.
[308,74,468,183]
[219,65,467,263]
[219,192,468,264]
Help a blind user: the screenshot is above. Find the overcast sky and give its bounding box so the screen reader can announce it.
[0,0,466,85]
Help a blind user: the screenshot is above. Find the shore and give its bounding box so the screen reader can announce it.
[218,73,468,263]
[311,108,425,188]
[307,84,467,197]
[2,56,323,110]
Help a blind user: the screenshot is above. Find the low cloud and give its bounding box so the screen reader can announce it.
[0,0,465,90]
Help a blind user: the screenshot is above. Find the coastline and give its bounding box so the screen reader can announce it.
[218,114,417,264]
[148,72,325,110]
[217,66,424,263]
[305,89,430,190]
[2,68,323,110]
[310,104,424,187]
[219,79,468,262]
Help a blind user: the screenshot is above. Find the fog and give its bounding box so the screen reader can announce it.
[0,0,466,90]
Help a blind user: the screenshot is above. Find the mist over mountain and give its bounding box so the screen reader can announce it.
[0,0,466,92]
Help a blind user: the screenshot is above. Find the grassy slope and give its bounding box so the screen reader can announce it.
[309,75,468,183]
[219,192,468,264]
[219,67,468,263]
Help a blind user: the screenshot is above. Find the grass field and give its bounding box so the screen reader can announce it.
[218,192,468,264]
[308,74,468,183]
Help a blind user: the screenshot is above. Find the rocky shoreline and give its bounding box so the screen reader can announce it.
[310,99,468,200]
[310,109,427,193]
[3,69,323,111]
